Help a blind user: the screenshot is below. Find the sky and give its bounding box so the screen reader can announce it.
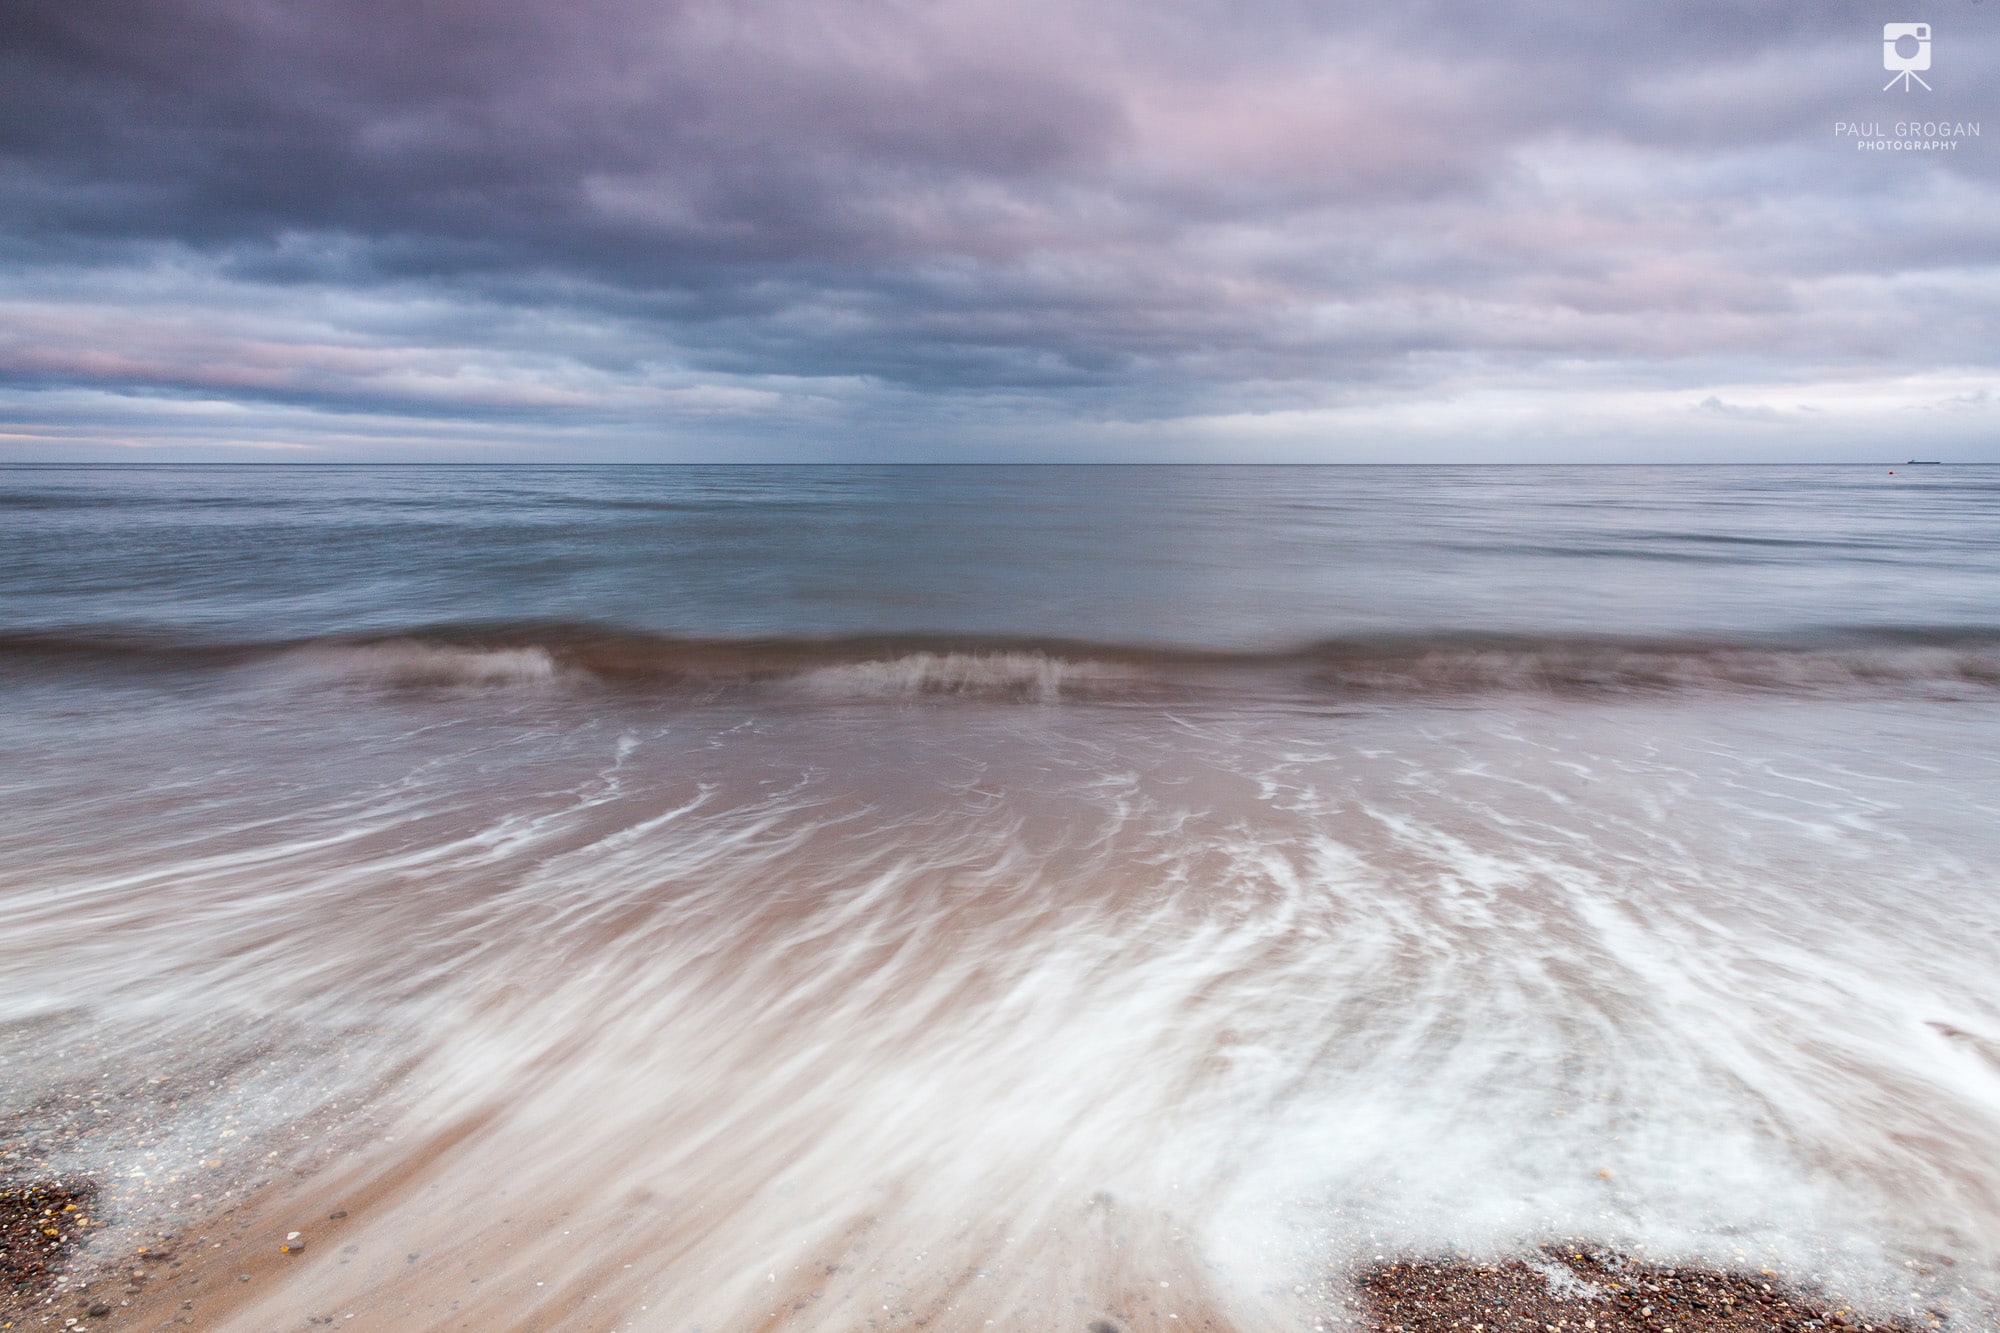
[2,0,1997,462]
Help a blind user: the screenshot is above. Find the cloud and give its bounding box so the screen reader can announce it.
[1,0,1997,458]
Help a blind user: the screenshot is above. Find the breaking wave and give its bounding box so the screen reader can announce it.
[2,625,1998,703]
[281,640,565,689]
[791,651,1140,701]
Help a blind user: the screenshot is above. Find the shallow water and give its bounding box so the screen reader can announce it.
[2,465,1997,1329]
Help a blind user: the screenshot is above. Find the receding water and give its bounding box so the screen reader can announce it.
[2,465,1997,1330]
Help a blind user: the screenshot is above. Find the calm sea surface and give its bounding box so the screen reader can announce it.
[2,465,1998,1330]
[4,463,1999,644]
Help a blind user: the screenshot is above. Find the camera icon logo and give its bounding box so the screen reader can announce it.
[1884,22,1933,89]
[1884,23,1931,71]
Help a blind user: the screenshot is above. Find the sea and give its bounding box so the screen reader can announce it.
[1,464,1997,1330]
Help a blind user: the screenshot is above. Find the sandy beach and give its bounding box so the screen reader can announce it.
[5,1160,1962,1332]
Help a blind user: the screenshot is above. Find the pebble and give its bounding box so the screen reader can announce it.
[1355,1244,1934,1333]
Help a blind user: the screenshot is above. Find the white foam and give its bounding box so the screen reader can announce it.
[5,693,1997,1329]
[793,650,1126,701]
[284,640,563,689]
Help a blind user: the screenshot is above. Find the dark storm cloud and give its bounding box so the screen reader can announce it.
[1,0,1123,263]
[1,0,1997,458]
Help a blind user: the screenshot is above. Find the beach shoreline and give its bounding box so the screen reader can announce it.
[6,467,1999,1332]
[3,1156,1967,1332]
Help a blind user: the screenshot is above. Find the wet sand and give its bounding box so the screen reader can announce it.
[4,1165,1245,1331]
[3,1161,1968,1333]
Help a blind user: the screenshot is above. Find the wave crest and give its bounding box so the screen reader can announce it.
[4,626,1997,704]
[1308,642,2000,697]
[793,651,1130,702]
[286,642,563,690]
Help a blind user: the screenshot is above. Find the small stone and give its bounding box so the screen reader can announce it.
[87,1306,111,1318]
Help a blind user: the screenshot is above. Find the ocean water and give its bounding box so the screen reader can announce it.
[2,464,1998,1331]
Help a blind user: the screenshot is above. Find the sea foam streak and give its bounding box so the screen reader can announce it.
[4,682,1997,1330]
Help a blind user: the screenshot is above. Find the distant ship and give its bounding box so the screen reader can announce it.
[1905,459,1941,465]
